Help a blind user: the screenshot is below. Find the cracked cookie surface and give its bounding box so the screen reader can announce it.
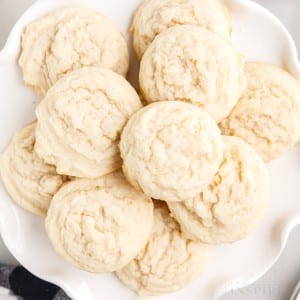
[0,122,66,216]
[45,172,154,273]
[35,67,142,178]
[120,101,223,202]
[139,25,246,122]
[116,202,209,295]
[168,136,270,244]
[45,11,128,85]
[131,0,231,60]
[19,7,128,96]
[220,62,300,162]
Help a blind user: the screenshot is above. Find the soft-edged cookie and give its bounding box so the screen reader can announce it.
[168,136,270,244]
[0,122,66,216]
[35,67,142,178]
[131,0,231,60]
[116,202,209,296]
[120,101,223,202]
[45,172,154,273]
[220,62,300,161]
[139,25,246,122]
[19,7,129,96]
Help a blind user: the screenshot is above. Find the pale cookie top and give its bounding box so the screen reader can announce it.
[19,7,128,96]
[220,62,300,162]
[45,12,129,85]
[168,136,270,244]
[131,0,231,60]
[120,101,223,202]
[139,25,246,122]
[45,172,154,273]
[0,122,66,216]
[116,202,209,296]
[35,67,142,178]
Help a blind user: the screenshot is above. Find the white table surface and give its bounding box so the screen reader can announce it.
[0,1,300,300]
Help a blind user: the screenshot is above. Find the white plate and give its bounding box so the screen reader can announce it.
[0,0,300,299]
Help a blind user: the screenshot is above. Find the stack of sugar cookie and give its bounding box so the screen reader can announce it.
[1,0,300,297]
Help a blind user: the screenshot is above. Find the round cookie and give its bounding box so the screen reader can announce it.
[45,172,154,273]
[120,101,223,202]
[0,122,66,216]
[116,202,209,296]
[131,0,231,60]
[35,67,142,178]
[139,25,246,122]
[19,7,128,96]
[220,62,300,162]
[168,136,270,244]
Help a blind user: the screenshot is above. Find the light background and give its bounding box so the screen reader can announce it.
[0,1,300,299]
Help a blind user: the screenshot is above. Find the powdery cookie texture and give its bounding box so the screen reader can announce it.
[116,202,209,296]
[0,122,66,216]
[120,101,223,202]
[19,7,129,96]
[35,67,142,178]
[168,136,270,244]
[131,0,231,60]
[220,62,300,162]
[45,172,154,273]
[139,25,246,122]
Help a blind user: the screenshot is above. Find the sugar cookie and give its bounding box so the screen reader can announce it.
[116,202,209,295]
[168,136,270,244]
[0,122,66,216]
[120,101,223,202]
[220,62,300,161]
[131,0,231,60]
[139,25,246,122]
[19,7,128,96]
[45,172,154,273]
[35,67,142,178]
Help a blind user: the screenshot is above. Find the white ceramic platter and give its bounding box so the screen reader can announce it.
[0,0,300,299]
